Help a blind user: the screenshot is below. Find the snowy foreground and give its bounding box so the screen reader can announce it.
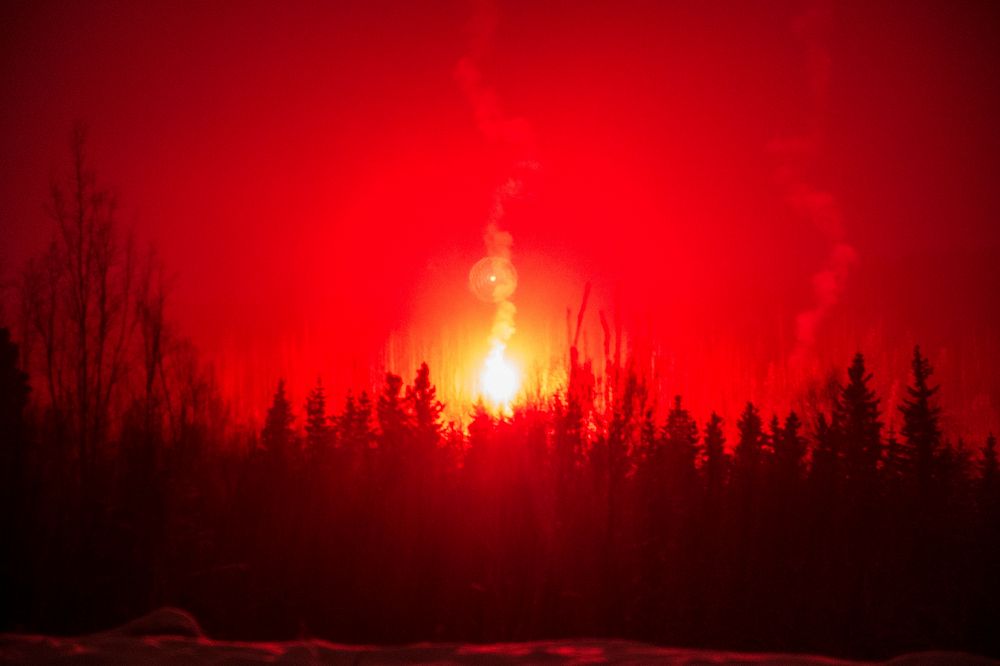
[0,609,995,664]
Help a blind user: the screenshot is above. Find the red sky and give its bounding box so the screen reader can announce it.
[2,1,999,433]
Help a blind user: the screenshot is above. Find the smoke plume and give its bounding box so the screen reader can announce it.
[772,0,857,368]
[456,1,539,383]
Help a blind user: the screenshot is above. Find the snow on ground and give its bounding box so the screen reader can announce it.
[0,609,995,664]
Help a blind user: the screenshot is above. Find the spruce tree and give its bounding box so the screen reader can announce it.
[304,378,332,459]
[339,390,374,474]
[767,414,782,460]
[982,433,998,492]
[810,412,839,484]
[407,362,443,454]
[940,438,971,496]
[340,392,360,449]
[898,346,942,491]
[262,379,296,464]
[664,395,699,472]
[341,391,375,444]
[883,424,904,483]
[835,353,883,486]
[640,407,658,461]
[979,433,999,517]
[464,401,494,479]
[702,412,728,500]
[774,411,807,484]
[734,402,765,478]
[377,373,409,459]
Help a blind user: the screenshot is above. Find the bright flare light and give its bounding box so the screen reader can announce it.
[481,344,519,407]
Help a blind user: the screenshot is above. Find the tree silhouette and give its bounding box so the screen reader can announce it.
[7,217,1000,665]
[262,379,295,465]
[0,327,30,631]
[774,411,807,485]
[339,391,373,459]
[702,411,728,501]
[810,412,839,490]
[377,373,408,453]
[7,126,1000,658]
[899,346,942,494]
[734,401,765,481]
[981,433,998,508]
[304,378,332,461]
[0,327,29,468]
[835,353,883,488]
[407,362,443,456]
[664,395,700,474]
[883,424,903,483]
[19,124,141,493]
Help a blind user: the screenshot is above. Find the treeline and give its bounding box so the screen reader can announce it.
[1,130,999,659]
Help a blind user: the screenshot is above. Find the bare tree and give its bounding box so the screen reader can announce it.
[137,248,170,436]
[20,124,141,490]
[21,243,66,414]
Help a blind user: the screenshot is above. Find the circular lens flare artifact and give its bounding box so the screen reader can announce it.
[469,256,518,303]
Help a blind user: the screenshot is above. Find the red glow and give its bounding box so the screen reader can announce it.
[1,2,998,434]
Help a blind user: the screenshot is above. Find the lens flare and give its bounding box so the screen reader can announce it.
[469,256,518,303]
[481,344,519,407]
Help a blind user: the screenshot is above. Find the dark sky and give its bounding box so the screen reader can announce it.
[2,0,999,431]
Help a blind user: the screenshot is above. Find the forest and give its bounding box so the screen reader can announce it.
[1,131,998,661]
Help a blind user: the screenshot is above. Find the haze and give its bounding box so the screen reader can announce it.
[2,0,998,433]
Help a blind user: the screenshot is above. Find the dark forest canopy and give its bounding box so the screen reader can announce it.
[3,321,999,658]
[1,131,999,660]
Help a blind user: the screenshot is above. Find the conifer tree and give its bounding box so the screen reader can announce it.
[939,438,971,500]
[606,374,643,479]
[407,362,443,454]
[468,401,493,447]
[377,373,409,458]
[262,379,295,464]
[356,391,374,425]
[883,424,904,483]
[342,391,375,444]
[664,395,699,473]
[982,433,998,492]
[810,412,839,485]
[734,402,765,478]
[767,414,781,460]
[339,390,374,475]
[774,411,807,484]
[463,401,494,480]
[898,346,942,491]
[835,353,883,485]
[979,433,999,517]
[702,412,728,501]
[304,378,332,459]
[640,407,658,461]
[340,392,360,449]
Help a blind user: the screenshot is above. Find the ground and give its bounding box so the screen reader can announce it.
[0,609,995,664]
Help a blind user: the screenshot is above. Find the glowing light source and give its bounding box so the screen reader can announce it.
[469,256,518,302]
[481,344,519,407]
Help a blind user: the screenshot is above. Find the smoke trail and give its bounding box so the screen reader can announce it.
[771,0,857,368]
[454,0,535,155]
[456,1,539,400]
